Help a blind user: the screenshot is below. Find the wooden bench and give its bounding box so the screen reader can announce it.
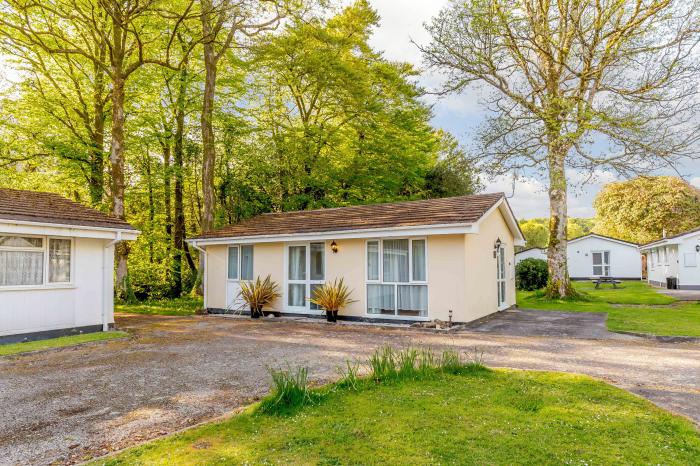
[591,277,622,288]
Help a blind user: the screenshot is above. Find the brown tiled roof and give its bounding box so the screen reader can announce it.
[0,188,135,230]
[196,193,505,239]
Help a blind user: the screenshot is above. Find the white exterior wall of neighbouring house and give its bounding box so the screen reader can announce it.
[0,238,112,337]
[514,248,546,263]
[515,234,642,280]
[567,235,642,279]
[0,222,138,341]
[643,231,700,289]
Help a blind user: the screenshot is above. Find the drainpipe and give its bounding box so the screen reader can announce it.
[102,231,122,332]
[190,241,207,310]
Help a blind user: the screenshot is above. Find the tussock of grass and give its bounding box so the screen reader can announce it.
[0,331,128,356]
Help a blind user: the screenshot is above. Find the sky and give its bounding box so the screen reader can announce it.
[362,0,700,220]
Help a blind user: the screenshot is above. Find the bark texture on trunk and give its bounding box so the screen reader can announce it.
[110,16,130,300]
[545,141,575,298]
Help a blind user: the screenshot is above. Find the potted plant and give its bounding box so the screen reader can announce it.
[238,275,281,318]
[310,278,356,323]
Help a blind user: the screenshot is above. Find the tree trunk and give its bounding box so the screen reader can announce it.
[88,48,107,208]
[111,17,130,301]
[545,141,575,298]
[162,140,172,242]
[172,65,187,298]
[198,3,218,296]
[145,151,155,264]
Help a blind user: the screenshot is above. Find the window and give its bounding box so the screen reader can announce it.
[367,238,427,317]
[592,251,610,276]
[684,253,697,267]
[228,245,254,281]
[0,235,72,288]
[49,239,71,283]
[287,243,325,309]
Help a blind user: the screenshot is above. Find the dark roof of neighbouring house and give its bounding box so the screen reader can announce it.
[195,193,507,240]
[0,188,136,230]
[641,225,700,247]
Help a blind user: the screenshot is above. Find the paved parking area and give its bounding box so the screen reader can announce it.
[464,309,638,340]
[1,314,699,465]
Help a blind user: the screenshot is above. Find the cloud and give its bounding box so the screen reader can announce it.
[691,177,700,189]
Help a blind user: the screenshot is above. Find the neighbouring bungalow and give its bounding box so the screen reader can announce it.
[0,188,138,343]
[515,233,642,280]
[189,193,525,324]
[640,227,700,290]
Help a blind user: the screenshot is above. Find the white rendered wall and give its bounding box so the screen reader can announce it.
[515,248,546,264]
[0,237,115,336]
[678,234,700,287]
[568,237,641,279]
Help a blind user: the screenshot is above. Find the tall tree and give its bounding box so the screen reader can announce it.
[594,177,700,244]
[0,0,193,298]
[421,0,700,297]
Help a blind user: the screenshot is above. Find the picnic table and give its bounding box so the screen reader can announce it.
[591,276,622,288]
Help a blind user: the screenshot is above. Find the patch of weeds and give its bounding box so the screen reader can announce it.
[439,349,462,374]
[337,361,361,391]
[257,365,318,415]
[368,345,398,381]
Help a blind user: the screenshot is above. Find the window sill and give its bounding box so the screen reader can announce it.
[0,284,76,292]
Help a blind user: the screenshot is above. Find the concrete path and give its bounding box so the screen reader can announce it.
[657,288,700,301]
[0,314,698,465]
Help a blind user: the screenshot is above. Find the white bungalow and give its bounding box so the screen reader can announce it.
[515,233,642,280]
[640,227,700,290]
[0,188,138,343]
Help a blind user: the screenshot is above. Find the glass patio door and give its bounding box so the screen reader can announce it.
[287,243,325,312]
[496,245,506,309]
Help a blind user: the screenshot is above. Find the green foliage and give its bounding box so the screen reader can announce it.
[115,297,203,316]
[515,258,549,291]
[594,176,700,244]
[309,278,356,312]
[94,370,700,466]
[518,217,595,248]
[237,275,281,312]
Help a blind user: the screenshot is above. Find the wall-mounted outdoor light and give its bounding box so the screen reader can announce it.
[331,241,339,253]
[493,237,502,258]
[696,244,700,253]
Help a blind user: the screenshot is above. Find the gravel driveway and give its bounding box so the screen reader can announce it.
[1,314,699,465]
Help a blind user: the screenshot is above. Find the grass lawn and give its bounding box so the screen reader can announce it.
[115,297,203,316]
[0,331,128,357]
[517,281,700,337]
[94,369,700,465]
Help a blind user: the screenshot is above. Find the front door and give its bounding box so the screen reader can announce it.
[286,242,325,313]
[496,245,507,309]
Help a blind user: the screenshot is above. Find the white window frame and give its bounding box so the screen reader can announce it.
[283,241,326,313]
[365,237,428,320]
[227,244,254,283]
[0,234,75,290]
[591,250,611,277]
[496,243,507,310]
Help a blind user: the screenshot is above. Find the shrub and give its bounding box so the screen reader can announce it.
[515,258,549,291]
[258,365,315,415]
[309,278,356,312]
[238,275,281,314]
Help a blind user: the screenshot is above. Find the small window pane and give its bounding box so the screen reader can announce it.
[240,245,254,280]
[412,240,426,281]
[383,239,409,283]
[49,239,71,283]
[367,241,379,280]
[288,246,306,280]
[0,250,44,286]
[310,243,325,280]
[397,285,427,317]
[288,284,305,307]
[0,236,43,248]
[228,246,239,280]
[367,284,395,315]
[593,265,603,276]
[310,283,323,310]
